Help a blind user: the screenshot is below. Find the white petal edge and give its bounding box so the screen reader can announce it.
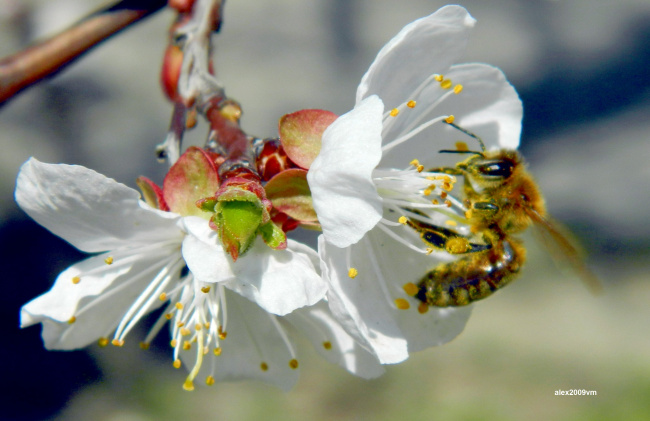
[15,158,181,253]
[356,5,476,108]
[307,95,384,248]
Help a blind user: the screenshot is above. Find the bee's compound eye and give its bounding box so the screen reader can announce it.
[478,160,514,178]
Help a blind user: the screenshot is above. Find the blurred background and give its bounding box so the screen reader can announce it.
[1,0,649,420]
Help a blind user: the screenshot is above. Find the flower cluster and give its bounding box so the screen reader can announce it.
[17,5,522,390]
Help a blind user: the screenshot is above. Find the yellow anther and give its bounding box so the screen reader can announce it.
[180,328,191,336]
[260,362,269,371]
[183,379,195,391]
[348,268,358,279]
[195,323,202,331]
[71,276,81,284]
[98,337,109,347]
[213,347,222,356]
[445,220,458,227]
[444,115,455,124]
[418,303,430,314]
[409,158,420,167]
[431,199,440,205]
[173,359,181,369]
[407,100,417,108]
[455,141,469,152]
[170,339,178,348]
[390,108,399,117]
[453,84,463,94]
[165,313,173,320]
[440,79,453,89]
[140,342,150,350]
[201,286,211,293]
[175,302,184,310]
[323,341,333,350]
[398,216,408,225]
[394,298,411,310]
[440,191,448,199]
[111,339,124,347]
[289,359,299,369]
[203,347,209,355]
[183,341,191,350]
[206,376,215,386]
[403,282,419,296]
[426,248,434,255]
[204,322,211,329]
[104,256,113,265]
[423,188,433,196]
[416,164,424,173]
[176,321,185,328]
[445,200,452,207]
[435,74,444,82]
[159,292,167,301]
[67,316,76,324]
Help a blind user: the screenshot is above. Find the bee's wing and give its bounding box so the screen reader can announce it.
[526,208,603,295]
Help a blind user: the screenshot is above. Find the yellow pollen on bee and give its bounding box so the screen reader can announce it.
[140,342,150,350]
[407,100,417,108]
[464,209,473,219]
[444,115,455,124]
[260,362,269,372]
[173,359,181,369]
[289,359,299,369]
[98,337,109,347]
[183,341,191,350]
[453,84,464,94]
[206,376,215,386]
[323,341,333,350]
[111,339,124,347]
[67,316,76,324]
[104,256,114,265]
[445,220,458,227]
[394,298,410,310]
[446,237,471,254]
[175,302,184,310]
[434,74,444,82]
[440,79,453,89]
[170,339,178,348]
[398,216,408,225]
[180,328,191,336]
[159,292,167,301]
[390,108,400,117]
[403,282,419,296]
[71,276,81,284]
[213,347,222,356]
[418,303,430,314]
[201,286,211,293]
[455,141,469,152]
[348,268,358,278]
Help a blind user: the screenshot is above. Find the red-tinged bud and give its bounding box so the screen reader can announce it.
[161,44,183,103]
[168,0,195,14]
[256,139,298,181]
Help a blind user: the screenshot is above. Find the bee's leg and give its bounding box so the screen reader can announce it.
[425,166,463,176]
[404,218,490,255]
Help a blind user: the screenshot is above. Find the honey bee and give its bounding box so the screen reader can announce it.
[405,122,601,307]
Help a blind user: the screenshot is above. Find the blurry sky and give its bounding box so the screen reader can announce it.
[1,1,649,420]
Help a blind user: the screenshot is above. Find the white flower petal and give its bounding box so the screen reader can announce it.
[284,301,385,378]
[182,217,326,316]
[318,236,409,364]
[356,5,476,107]
[15,158,181,253]
[179,291,299,391]
[21,247,178,350]
[307,95,384,248]
[380,63,523,169]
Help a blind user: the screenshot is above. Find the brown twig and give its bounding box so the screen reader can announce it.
[0,0,167,106]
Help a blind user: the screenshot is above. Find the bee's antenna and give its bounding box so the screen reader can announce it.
[444,121,487,152]
[439,149,483,156]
